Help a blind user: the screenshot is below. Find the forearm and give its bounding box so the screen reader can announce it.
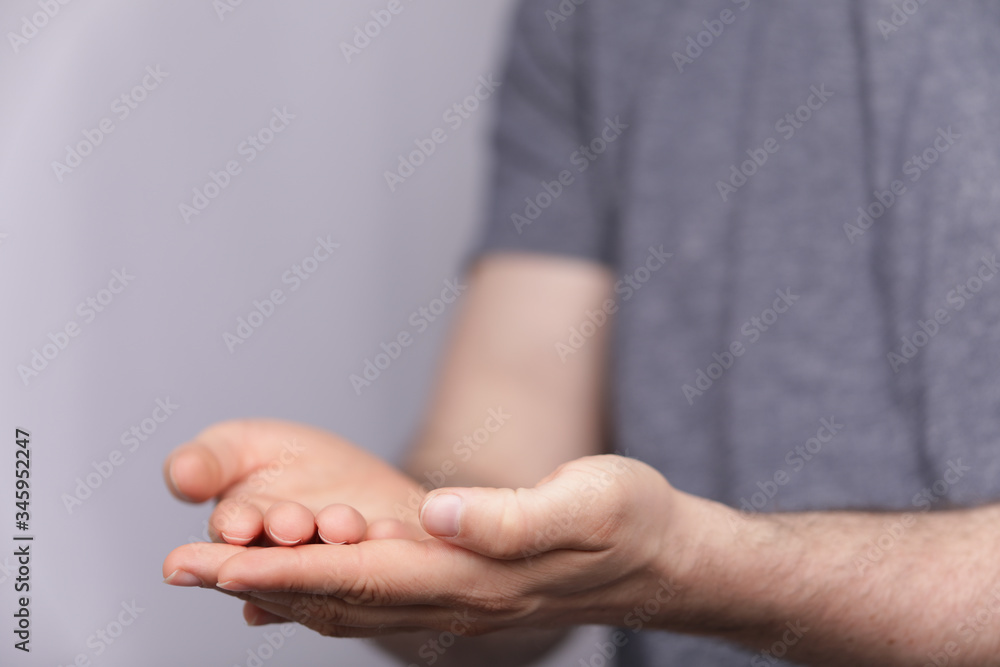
[400,254,611,491]
[665,495,1000,665]
[377,256,614,664]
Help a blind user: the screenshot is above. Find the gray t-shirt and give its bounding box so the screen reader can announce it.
[472,0,1000,664]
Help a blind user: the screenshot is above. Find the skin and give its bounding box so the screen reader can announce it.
[163,254,1000,666]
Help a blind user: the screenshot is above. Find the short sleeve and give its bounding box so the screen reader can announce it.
[465,0,616,269]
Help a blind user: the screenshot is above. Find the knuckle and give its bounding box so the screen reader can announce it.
[459,578,533,620]
[473,594,521,616]
[341,575,393,605]
[468,593,537,626]
[316,563,393,607]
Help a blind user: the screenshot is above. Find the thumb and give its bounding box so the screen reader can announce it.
[164,419,302,503]
[419,457,630,560]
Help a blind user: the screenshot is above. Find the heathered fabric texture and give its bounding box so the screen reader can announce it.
[470,1,1000,664]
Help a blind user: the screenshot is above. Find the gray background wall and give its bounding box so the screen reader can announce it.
[0,1,604,665]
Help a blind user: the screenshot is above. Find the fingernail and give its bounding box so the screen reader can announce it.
[217,580,251,592]
[164,569,204,587]
[421,494,462,537]
[266,527,301,546]
[221,532,252,545]
[317,531,347,545]
[245,606,263,626]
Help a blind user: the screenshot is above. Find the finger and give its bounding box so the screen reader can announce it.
[418,456,636,559]
[316,504,367,544]
[214,540,509,608]
[219,590,431,637]
[264,501,317,546]
[244,593,428,637]
[243,601,289,626]
[363,518,425,541]
[163,419,308,503]
[211,499,265,545]
[163,541,250,587]
[243,590,464,633]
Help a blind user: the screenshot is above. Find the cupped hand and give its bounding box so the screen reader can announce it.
[163,419,428,548]
[164,455,702,638]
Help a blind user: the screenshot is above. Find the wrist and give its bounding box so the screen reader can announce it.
[647,490,793,634]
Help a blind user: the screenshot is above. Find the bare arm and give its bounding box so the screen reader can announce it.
[664,496,1000,666]
[163,254,1000,666]
[382,254,1000,665]
[403,252,611,488]
[379,251,614,666]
